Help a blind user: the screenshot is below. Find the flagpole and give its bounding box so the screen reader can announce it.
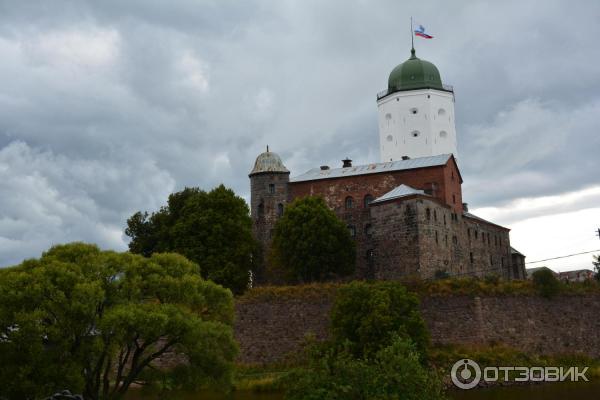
[410,16,414,52]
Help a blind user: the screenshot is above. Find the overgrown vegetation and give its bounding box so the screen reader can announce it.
[125,185,259,294]
[531,268,561,298]
[284,337,445,400]
[0,243,238,400]
[280,281,444,400]
[271,196,356,283]
[430,343,600,383]
[330,281,429,360]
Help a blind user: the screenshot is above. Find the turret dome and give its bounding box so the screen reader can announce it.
[388,48,444,92]
[249,147,289,176]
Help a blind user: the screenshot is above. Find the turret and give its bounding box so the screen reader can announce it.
[377,48,458,162]
[249,147,290,284]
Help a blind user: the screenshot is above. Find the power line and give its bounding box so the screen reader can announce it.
[525,249,600,265]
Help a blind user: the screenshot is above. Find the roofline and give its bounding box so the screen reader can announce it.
[248,170,290,178]
[377,85,454,101]
[370,193,451,209]
[290,162,451,184]
[463,213,510,232]
[448,154,463,184]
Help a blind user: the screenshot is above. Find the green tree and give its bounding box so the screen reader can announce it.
[125,185,258,294]
[330,281,429,359]
[284,337,445,400]
[593,255,600,281]
[0,243,238,400]
[271,196,355,282]
[532,268,561,298]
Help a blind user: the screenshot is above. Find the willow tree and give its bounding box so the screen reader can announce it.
[0,243,237,400]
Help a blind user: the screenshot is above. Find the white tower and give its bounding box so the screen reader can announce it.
[377,48,457,162]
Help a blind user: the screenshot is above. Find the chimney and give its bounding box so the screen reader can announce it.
[342,158,352,168]
[462,203,469,212]
[320,165,330,170]
[401,156,410,160]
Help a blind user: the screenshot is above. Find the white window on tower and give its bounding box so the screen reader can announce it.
[409,107,418,115]
[411,131,420,138]
[438,108,446,116]
[440,130,447,138]
[386,135,393,142]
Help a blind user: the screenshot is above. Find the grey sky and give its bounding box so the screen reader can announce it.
[0,0,599,269]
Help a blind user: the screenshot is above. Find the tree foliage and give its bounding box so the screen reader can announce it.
[593,255,600,281]
[284,337,445,400]
[532,268,561,298]
[125,185,258,294]
[0,243,238,400]
[330,281,429,359]
[271,197,356,282]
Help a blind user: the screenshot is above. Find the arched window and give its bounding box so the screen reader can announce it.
[348,225,356,238]
[364,194,374,207]
[438,108,446,116]
[277,203,284,217]
[426,208,431,220]
[433,210,437,221]
[345,196,354,210]
[366,249,375,263]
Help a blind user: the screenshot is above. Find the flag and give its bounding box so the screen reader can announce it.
[414,24,433,39]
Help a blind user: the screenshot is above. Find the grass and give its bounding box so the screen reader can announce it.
[237,277,600,303]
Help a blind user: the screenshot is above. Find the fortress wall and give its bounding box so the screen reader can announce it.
[234,293,600,364]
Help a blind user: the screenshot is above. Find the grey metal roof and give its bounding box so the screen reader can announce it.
[510,246,524,256]
[463,212,509,231]
[249,151,289,176]
[372,184,425,204]
[290,154,452,183]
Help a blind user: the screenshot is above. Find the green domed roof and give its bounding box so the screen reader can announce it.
[388,48,444,92]
[249,148,289,176]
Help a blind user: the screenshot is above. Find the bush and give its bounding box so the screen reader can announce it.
[284,337,445,400]
[532,268,561,298]
[330,281,429,360]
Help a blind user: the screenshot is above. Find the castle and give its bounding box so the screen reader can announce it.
[249,47,526,283]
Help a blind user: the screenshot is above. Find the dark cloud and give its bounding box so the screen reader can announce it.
[0,0,599,266]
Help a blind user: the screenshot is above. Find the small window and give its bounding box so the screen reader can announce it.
[386,134,393,142]
[348,225,356,238]
[475,230,478,239]
[435,231,439,244]
[345,196,354,209]
[426,208,431,220]
[257,203,264,218]
[440,130,447,138]
[364,194,374,207]
[385,113,392,120]
[411,130,420,138]
[365,224,373,238]
[438,108,446,116]
[433,210,437,221]
[269,184,275,194]
[277,203,284,217]
[366,249,375,263]
[468,228,471,238]
[409,107,418,115]
[452,194,456,204]
[452,235,458,245]
[443,214,446,225]
[470,252,474,264]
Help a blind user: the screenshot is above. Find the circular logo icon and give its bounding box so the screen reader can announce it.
[451,359,481,390]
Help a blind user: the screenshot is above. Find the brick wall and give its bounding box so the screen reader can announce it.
[234,293,600,364]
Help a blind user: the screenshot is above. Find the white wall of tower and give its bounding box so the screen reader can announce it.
[377,89,457,162]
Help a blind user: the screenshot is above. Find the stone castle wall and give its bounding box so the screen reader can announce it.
[234,293,600,365]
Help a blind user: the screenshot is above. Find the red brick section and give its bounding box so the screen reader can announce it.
[289,157,463,214]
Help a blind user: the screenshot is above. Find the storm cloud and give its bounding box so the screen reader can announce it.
[0,0,598,269]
